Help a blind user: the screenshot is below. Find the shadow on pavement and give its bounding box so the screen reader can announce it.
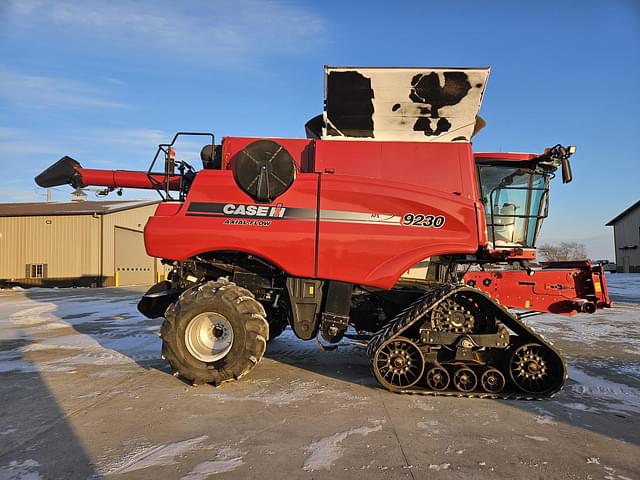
[14,285,640,450]
[265,328,640,447]
[0,338,100,479]
[21,285,169,377]
[265,329,376,387]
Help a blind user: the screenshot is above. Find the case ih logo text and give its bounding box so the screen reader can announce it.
[222,203,286,218]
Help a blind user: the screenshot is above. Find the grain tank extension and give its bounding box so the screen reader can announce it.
[35,67,611,398]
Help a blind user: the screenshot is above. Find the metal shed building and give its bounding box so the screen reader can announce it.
[0,200,166,287]
[606,200,640,273]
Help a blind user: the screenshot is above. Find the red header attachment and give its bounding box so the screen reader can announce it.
[464,261,611,316]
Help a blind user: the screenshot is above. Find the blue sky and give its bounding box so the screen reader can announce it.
[1,0,638,259]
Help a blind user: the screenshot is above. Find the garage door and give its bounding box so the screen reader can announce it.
[115,227,154,286]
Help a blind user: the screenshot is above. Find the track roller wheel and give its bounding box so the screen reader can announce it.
[425,366,450,391]
[508,343,563,395]
[160,279,268,386]
[453,367,478,392]
[480,368,506,393]
[373,337,425,390]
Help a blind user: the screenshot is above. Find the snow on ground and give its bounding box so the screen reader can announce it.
[181,455,245,480]
[0,274,639,479]
[524,273,640,416]
[100,435,210,474]
[0,273,635,378]
[605,273,640,304]
[0,288,162,377]
[302,419,384,471]
[526,303,640,355]
[0,459,43,480]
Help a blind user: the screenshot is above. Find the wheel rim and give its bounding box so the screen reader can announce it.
[185,312,234,363]
[426,367,450,391]
[373,337,425,389]
[508,343,559,394]
[453,367,477,392]
[481,368,506,393]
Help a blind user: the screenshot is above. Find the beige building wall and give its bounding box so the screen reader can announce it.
[0,215,100,280]
[0,202,170,287]
[612,206,640,273]
[101,204,159,278]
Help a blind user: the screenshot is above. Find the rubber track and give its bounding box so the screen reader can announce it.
[367,283,568,400]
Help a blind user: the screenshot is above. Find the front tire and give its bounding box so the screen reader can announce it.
[160,279,268,386]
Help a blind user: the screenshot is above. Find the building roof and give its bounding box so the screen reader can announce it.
[606,200,640,226]
[0,200,160,217]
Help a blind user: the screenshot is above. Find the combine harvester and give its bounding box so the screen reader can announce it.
[36,67,610,398]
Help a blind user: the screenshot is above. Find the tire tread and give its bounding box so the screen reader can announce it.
[160,279,269,386]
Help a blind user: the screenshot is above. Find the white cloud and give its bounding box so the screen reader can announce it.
[6,0,326,65]
[0,126,65,160]
[0,142,61,157]
[0,126,156,176]
[0,68,127,109]
[83,128,168,149]
[0,125,205,171]
[0,127,25,140]
[0,125,182,202]
[79,129,206,165]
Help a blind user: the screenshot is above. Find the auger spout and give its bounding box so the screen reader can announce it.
[35,156,183,191]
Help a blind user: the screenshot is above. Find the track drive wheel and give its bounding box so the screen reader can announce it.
[508,343,563,395]
[430,293,495,334]
[161,279,268,386]
[373,337,425,391]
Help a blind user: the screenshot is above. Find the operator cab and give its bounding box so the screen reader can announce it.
[476,160,548,248]
[475,146,575,251]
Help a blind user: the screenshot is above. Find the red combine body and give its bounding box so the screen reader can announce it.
[35,67,610,398]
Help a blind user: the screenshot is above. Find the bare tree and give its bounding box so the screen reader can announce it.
[538,241,588,262]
